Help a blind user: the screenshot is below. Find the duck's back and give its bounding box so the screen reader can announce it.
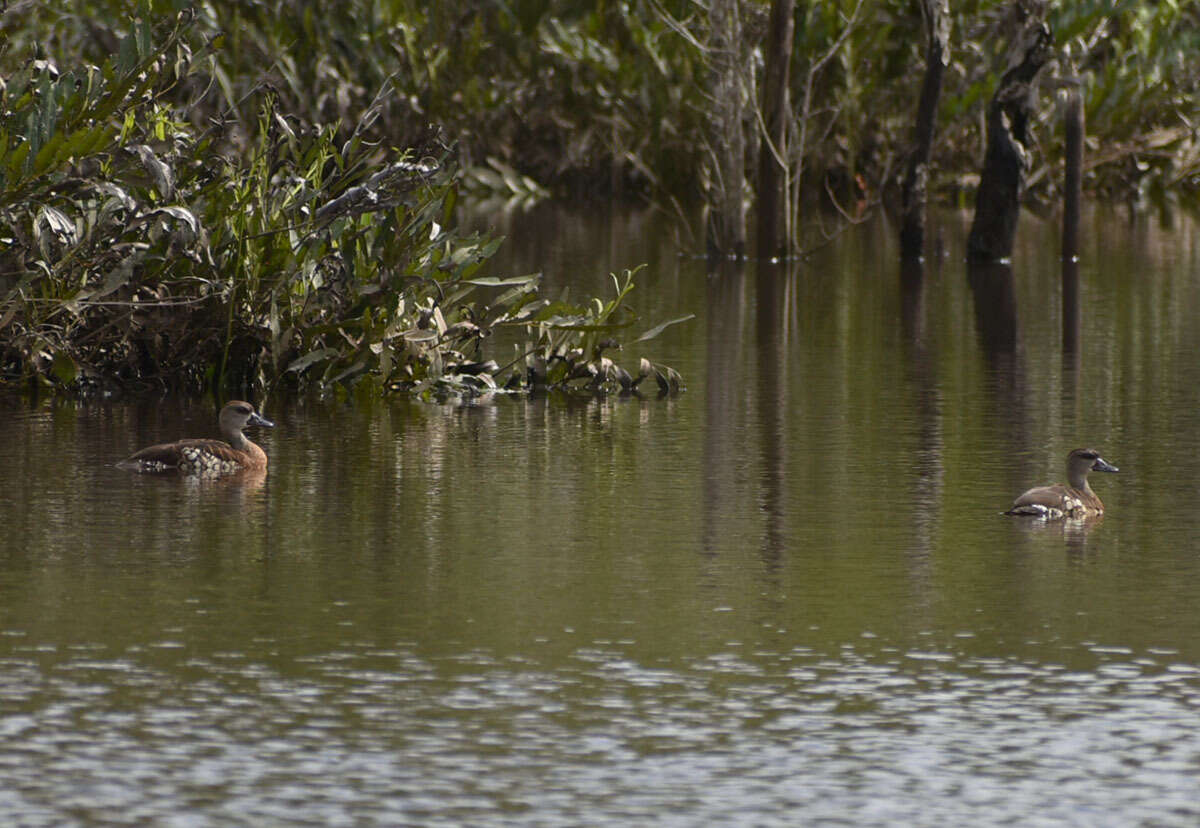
[1007,483,1101,517]
[119,438,263,475]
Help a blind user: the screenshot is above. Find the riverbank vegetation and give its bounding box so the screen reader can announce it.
[1,1,1196,393]
[11,3,1198,207]
[0,6,689,396]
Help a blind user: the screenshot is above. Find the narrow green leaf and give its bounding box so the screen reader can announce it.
[635,314,695,342]
[286,348,339,373]
[462,274,538,287]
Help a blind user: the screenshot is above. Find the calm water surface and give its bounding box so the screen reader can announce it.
[2,205,1200,825]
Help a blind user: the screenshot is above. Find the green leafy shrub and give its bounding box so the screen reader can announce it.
[0,10,688,397]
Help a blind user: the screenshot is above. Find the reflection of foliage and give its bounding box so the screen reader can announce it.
[0,11,688,397]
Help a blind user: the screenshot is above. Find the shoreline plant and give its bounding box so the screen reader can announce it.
[0,11,689,399]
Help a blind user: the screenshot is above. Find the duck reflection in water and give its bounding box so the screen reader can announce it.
[117,401,274,476]
[1005,448,1119,519]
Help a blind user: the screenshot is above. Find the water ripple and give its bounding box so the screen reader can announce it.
[2,644,1198,825]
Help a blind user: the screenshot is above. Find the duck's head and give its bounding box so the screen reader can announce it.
[1067,447,1118,481]
[220,400,274,436]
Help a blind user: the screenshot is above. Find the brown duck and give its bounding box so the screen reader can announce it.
[1005,448,1119,518]
[118,401,274,475]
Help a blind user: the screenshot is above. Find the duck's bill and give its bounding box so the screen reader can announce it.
[249,412,275,428]
[1094,458,1118,473]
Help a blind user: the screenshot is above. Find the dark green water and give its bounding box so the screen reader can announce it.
[2,205,1199,825]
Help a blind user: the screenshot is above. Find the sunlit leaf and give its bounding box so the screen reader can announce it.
[51,351,77,385]
[634,314,694,342]
[133,144,175,200]
[151,206,201,237]
[401,328,438,343]
[463,274,537,288]
[37,205,77,245]
[286,348,339,373]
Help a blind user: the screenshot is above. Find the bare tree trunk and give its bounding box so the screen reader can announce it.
[900,0,950,260]
[1061,77,1083,372]
[790,1,860,253]
[706,0,746,259]
[1062,82,1084,262]
[966,7,1052,262]
[755,0,795,261]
